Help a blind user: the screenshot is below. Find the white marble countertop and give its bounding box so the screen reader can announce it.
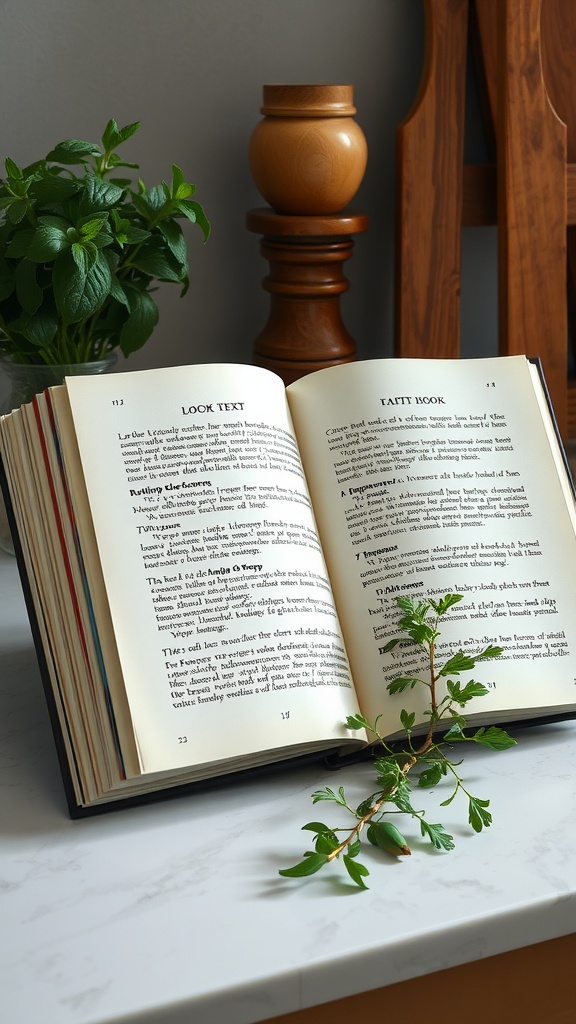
[2,548,576,1024]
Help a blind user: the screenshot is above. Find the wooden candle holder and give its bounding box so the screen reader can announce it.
[246,207,368,385]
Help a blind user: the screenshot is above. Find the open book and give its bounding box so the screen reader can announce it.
[2,355,576,815]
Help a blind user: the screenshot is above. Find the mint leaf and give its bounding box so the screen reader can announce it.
[15,260,42,314]
[343,855,369,889]
[400,709,416,732]
[118,287,158,354]
[311,786,348,806]
[176,198,211,240]
[46,139,101,164]
[27,224,69,262]
[77,176,124,214]
[429,594,463,616]
[440,652,477,676]
[279,852,329,878]
[471,726,517,751]
[445,679,489,705]
[468,796,492,832]
[387,676,421,694]
[53,247,111,324]
[420,820,455,851]
[418,762,445,788]
[345,713,371,732]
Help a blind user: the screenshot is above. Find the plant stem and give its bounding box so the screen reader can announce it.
[328,639,442,861]
[327,753,418,861]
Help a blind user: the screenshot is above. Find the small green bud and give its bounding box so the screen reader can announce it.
[369,821,411,857]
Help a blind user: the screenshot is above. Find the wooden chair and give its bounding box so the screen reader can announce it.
[395,0,575,439]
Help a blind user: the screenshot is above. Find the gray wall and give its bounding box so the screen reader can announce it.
[0,0,497,374]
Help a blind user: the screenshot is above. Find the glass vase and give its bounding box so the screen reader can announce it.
[0,355,117,555]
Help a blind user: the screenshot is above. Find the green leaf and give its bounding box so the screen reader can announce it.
[145,183,168,213]
[123,226,151,245]
[129,190,154,221]
[442,723,466,743]
[77,175,124,214]
[29,176,81,205]
[301,821,332,834]
[129,238,184,281]
[117,120,141,144]
[46,139,102,164]
[71,241,98,271]
[373,756,404,789]
[311,786,348,807]
[470,726,517,751]
[418,762,445,788]
[468,796,492,832]
[380,637,405,653]
[279,852,329,878]
[400,709,416,732]
[391,787,417,817]
[109,275,130,309]
[440,652,477,676]
[315,833,339,855]
[475,644,504,661]
[387,676,421,694]
[5,157,22,179]
[78,213,109,240]
[15,260,42,314]
[7,199,28,224]
[356,796,376,818]
[170,164,185,195]
[445,679,489,705]
[158,217,187,267]
[0,266,15,301]
[53,247,111,324]
[101,119,120,152]
[419,820,455,851]
[343,854,369,889]
[176,198,211,240]
[8,305,58,348]
[26,224,69,262]
[102,119,140,150]
[406,623,439,647]
[38,215,72,231]
[416,819,453,851]
[118,286,158,354]
[5,229,35,260]
[347,836,361,858]
[439,787,459,808]
[429,594,463,616]
[345,713,371,732]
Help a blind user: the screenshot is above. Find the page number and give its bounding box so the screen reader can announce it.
[112,398,124,406]
[486,382,496,388]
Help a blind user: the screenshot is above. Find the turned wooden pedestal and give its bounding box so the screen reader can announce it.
[246,207,368,385]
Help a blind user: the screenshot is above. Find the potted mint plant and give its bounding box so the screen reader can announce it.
[0,118,209,376]
[0,118,210,554]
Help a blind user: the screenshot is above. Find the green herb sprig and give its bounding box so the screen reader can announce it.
[0,119,210,364]
[280,594,516,889]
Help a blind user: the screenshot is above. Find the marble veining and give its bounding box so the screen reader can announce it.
[1,551,576,1024]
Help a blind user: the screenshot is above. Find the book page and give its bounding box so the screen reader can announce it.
[287,356,576,733]
[60,363,361,775]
